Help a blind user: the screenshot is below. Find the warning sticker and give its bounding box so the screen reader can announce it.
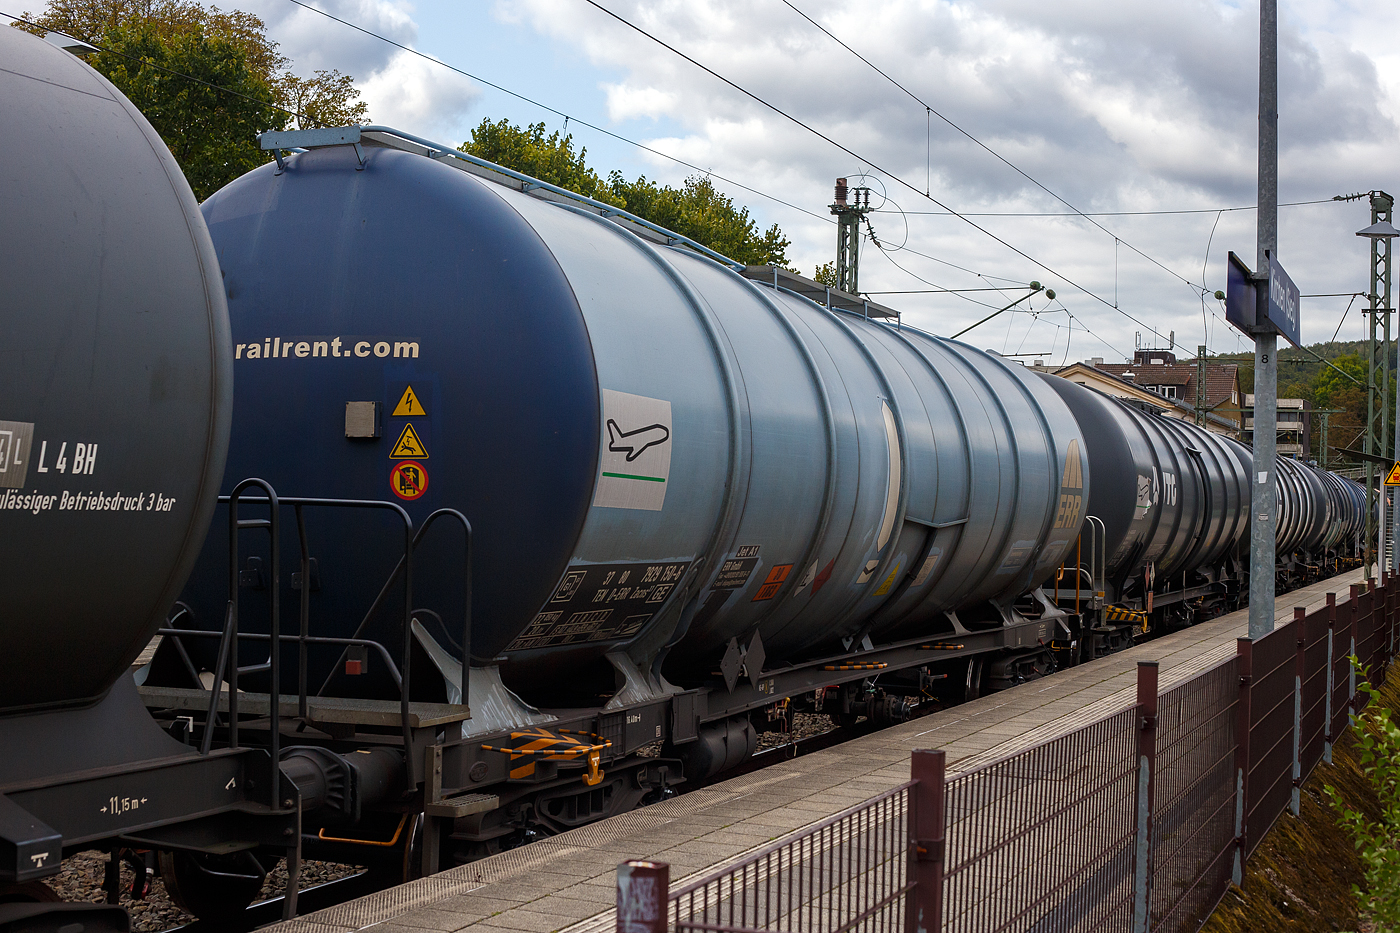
[911,549,942,587]
[390,423,428,459]
[1387,462,1400,486]
[752,563,793,601]
[390,461,428,500]
[873,561,902,596]
[713,557,759,590]
[995,539,1038,576]
[593,389,672,511]
[393,386,427,417]
[505,560,692,651]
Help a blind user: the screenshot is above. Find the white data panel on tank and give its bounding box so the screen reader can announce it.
[593,388,673,511]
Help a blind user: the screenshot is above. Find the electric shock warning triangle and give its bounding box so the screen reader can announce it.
[392,386,427,417]
[391,423,428,459]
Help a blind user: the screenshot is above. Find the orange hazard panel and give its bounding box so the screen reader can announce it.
[752,563,794,601]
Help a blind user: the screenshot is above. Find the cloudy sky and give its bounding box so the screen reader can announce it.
[36,0,1400,359]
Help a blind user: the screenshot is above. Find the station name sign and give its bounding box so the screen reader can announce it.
[1225,250,1302,346]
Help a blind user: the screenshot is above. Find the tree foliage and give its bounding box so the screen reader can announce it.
[90,22,285,199]
[15,0,368,200]
[275,70,368,132]
[461,118,791,267]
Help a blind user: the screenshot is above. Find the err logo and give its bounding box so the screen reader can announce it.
[1053,439,1084,530]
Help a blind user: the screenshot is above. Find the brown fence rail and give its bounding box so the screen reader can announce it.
[614,577,1395,933]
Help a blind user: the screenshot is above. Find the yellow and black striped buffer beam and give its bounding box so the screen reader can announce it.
[1104,605,1149,626]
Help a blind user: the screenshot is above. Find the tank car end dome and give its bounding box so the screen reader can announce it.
[0,26,232,713]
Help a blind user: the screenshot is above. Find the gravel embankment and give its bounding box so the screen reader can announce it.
[47,851,361,932]
[756,712,836,749]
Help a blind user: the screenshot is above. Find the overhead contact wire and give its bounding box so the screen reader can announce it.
[778,0,1221,301]
[578,0,1186,348]
[278,0,835,228]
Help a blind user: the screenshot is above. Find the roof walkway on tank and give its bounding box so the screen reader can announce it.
[257,126,900,321]
[258,567,1365,933]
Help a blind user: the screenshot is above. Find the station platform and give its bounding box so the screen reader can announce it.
[267,568,1366,933]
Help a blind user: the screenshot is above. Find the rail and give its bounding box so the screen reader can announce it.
[156,481,472,794]
[614,574,1396,932]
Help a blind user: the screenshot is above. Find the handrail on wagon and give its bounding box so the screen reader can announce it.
[171,485,472,796]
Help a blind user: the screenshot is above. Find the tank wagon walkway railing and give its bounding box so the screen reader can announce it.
[612,576,1396,933]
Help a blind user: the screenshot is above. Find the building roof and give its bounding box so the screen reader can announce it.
[1094,360,1241,414]
[1040,360,1242,433]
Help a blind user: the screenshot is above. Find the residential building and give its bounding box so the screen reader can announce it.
[1023,350,1243,437]
[1243,395,1312,459]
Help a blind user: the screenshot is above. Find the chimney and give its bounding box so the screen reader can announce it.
[834,177,848,206]
[1090,357,1104,367]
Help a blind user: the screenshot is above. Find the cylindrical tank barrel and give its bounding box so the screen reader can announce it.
[1037,377,1250,589]
[189,145,1088,699]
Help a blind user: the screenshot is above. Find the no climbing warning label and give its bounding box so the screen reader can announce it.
[390,461,428,500]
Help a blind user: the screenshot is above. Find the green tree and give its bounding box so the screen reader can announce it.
[607,172,790,267]
[275,70,368,131]
[812,262,838,287]
[1326,667,1400,931]
[15,0,369,200]
[92,21,285,199]
[461,118,791,267]
[19,0,287,78]
[461,119,619,205]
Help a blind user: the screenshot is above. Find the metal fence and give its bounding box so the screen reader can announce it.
[613,577,1395,933]
[942,707,1138,933]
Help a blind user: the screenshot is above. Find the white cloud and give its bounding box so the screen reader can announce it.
[358,51,479,137]
[238,0,480,138]
[500,0,1398,353]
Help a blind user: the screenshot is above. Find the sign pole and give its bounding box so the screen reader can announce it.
[1248,0,1279,640]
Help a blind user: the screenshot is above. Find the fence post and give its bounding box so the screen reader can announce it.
[1349,583,1363,718]
[1325,593,1336,764]
[1387,575,1395,665]
[1233,638,1252,886]
[617,860,669,933]
[1383,571,1394,658]
[906,749,946,933]
[1291,606,1305,816]
[1132,661,1159,933]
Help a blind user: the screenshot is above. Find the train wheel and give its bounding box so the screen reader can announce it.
[159,850,267,920]
[963,657,985,702]
[0,881,59,903]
